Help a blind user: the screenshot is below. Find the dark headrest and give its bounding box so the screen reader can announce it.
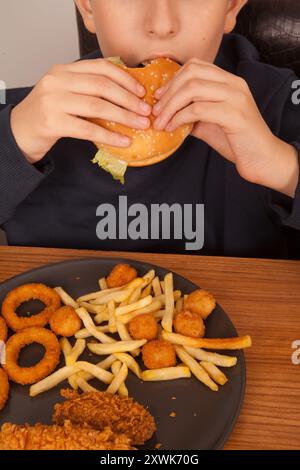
[235,0,300,76]
[76,1,300,76]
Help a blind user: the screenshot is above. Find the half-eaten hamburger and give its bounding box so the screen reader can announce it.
[89,56,193,183]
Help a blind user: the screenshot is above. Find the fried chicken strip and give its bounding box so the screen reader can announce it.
[53,390,156,446]
[0,420,133,450]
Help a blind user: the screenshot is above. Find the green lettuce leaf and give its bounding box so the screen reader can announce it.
[92,148,128,184]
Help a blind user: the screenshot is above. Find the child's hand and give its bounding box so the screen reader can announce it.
[153,58,299,197]
[10,59,152,164]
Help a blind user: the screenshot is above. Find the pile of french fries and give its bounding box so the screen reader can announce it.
[29,268,251,397]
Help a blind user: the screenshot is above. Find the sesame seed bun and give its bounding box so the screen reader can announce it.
[89,57,193,167]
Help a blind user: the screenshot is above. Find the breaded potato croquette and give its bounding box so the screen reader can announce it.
[142,339,176,370]
[106,264,137,288]
[128,314,158,340]
[184,289,216,320]
[174,310,205,338]
[49,306,81,337]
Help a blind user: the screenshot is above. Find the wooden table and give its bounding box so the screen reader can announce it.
[0,246,299,450]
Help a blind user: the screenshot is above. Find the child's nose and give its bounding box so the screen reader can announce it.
[145,0,179,38]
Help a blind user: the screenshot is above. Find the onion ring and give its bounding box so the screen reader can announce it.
[3,327,61,385]
[49,306,82,337]
[0,368,9,411]
[1,283,61,331]
[0,317,8,343]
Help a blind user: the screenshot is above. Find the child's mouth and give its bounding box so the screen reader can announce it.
[140,57,182,67]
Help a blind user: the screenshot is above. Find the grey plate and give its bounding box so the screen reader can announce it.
[0,257,245,450]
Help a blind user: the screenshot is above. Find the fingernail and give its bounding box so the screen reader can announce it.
[136,117,150,128]
[120,135,131,145]
[137,84,145,95]
[155,87,165,98]
[153,101,162,115]
[154,116,163,130]
[140,101,151,113]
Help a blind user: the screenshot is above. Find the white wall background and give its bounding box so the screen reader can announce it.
[0,0,80,89]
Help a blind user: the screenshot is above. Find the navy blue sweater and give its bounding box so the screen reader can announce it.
[1,34,300,258]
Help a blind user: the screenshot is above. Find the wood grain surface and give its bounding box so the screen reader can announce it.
[0,246,299,450]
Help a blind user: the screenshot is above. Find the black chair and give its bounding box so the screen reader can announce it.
[76,0,300,76]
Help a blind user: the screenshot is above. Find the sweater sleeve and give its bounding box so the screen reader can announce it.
[0,104,54,225]
[267,142,300,231]
[262,73,300,230]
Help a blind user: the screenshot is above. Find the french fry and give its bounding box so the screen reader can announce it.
[115,295,153,316]
[59,338,79,390]
[76,377,98,393]
[124,278,144,290]
[162,331,196,347]
[30,366,79,397]
[128,286,142,304]
[161,273,175,333]
[114,352,142,378]
[54,287,79,309]
[76,355,116,382]
[98,277,107,290]
[118,291,181,324]
[116,321,131,341]
[90,289,134,305]
[194,335,252,350]
[78,301,107,315]
[60,338,75,387]
[76,361,113,384]
[140,283,152,299]
[141,269,155,288]
[111,361,129,397]
[152,276,162,297]
[60,338,78,390]
[66,339,86,366]
[94,310,109,324]
[175,346,218,391]
[119,285,142,307]
[108,300,116,333]
[107,363,128,395]
[75,325,110,339]
[175,298,184,314]
[60,337,72,357]
[118,299,163,324]
[76,307,115,344]
[163,331,252,350]
[160,281,165,293]
[142,366,191,381]
[200,361,228,386]
[153,310,165,320]
[60,338,85,390]
[119,286,143,307]
[77,286,121,302]
[116,322,140,356]
[94,355,116,370]
[184,347,237,367]
[155,291,181,304]
[88,339,147,355]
